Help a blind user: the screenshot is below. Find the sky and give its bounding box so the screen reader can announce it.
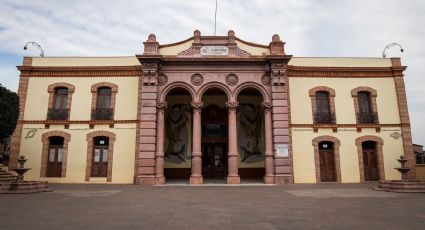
[0,0,424,145]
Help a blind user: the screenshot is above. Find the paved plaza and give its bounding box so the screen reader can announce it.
[0,183,424,230]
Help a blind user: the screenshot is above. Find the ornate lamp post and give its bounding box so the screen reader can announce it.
[382,43,403,58]
[23,41,45,57]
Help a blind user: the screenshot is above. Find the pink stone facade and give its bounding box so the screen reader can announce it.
[136,31,293,185]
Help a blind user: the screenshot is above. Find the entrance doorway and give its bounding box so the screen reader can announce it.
[362,141,379,181]
[319,141,336,182]
[201,88,229,181]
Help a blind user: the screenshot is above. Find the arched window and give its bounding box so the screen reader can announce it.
[351,87,379,124]
[41,131,71,178]
[93,87,113,120]
[48,87,69,120]
[309,87,336,125]
[315,92,334,124]
[91,83,118,121]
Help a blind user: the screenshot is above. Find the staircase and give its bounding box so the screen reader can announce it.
[0,165,17,182]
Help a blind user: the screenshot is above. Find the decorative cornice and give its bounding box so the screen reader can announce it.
[286,66,398,78]
[20,120,138,125]
[290,123,410,128]
[17,66,142,77]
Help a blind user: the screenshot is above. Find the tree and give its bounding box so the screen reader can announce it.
[0,84,19,140]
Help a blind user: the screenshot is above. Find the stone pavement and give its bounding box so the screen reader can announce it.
[0,183,424,230]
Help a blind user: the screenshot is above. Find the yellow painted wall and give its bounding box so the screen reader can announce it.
[289,57,392,67]
[159,39,193,56]
[415,165,425,181]
[292,128,404,183]
[31,57,140,66]
[235,40,270,56]
[289,77,401,124]
[20,124,136,184]
[24,77,139,121]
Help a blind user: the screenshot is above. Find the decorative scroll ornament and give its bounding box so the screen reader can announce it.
[390,131,402,140]
[156,102,168,110]
[190,101,204,110]
[25,129,38,139]
[225,73,238,86]
[191,74,204,86]
[262,102,272,111]
[157,74,168,86]
[261,74,271,86]
[225,101,239,111]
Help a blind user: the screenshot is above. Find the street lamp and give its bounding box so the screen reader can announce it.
[23,41,45,57]
[382,43,404,58]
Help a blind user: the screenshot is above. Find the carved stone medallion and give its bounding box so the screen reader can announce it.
[191,74,204,86]
[226,74,238,86]
[261,74,271,85]
[157,74,168,86]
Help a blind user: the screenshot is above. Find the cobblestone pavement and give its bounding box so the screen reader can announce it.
[0,183,424,230]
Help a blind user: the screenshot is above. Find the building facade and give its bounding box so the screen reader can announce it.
[10,30,416,184]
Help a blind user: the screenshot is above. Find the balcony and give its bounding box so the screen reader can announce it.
[47,109,69,120]
[91,108,113,120]
[357,112,379,124]
[314,112,336,124]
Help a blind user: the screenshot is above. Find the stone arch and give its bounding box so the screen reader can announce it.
[197,81,232,102]
[91,82,118,93]
[47,82,75,93]
[355,135,385,182]
[309,86,336,97]
[85,131,116,182]
[234,82,270,103]
[351,86,377,97]
[312,135,342,183]
[159,81,196,103]
[40,130,71,177]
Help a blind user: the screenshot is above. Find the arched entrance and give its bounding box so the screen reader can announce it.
[237,87,266,181]
[362,141,379,181]
[201,88,229,182]
[163,87,192,181]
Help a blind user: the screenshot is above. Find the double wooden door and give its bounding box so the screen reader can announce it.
[319,149,336,182]
[202,142,227,179]
[92,145,109,177]
[363,149,379,181]
[47,145,63,177]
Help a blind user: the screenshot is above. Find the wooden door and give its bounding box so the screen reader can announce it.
[319,149,336,182]
[47,146,63,177]
[202,142,227,179]
[363,149,379,181]
[92,146,108,177]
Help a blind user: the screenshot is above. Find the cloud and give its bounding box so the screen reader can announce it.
[0,0,424,145]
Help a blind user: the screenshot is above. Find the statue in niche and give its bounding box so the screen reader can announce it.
[238,103,265,163]
[164,104,191,163]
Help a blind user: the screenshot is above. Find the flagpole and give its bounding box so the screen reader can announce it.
[214,0,217,36]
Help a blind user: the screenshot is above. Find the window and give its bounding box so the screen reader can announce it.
[92,87,113,120]
[351,87,379,125]
[91,83,118,121]
[47,83,75,121]
[416,153,425,165]
[48,88,69,120]
[314,92,335,124]
[309,87,336,125]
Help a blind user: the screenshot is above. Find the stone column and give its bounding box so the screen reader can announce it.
[155,102,167,184]
[263,102,275,184]
[190,102,203,184]
[226,101,240,184]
